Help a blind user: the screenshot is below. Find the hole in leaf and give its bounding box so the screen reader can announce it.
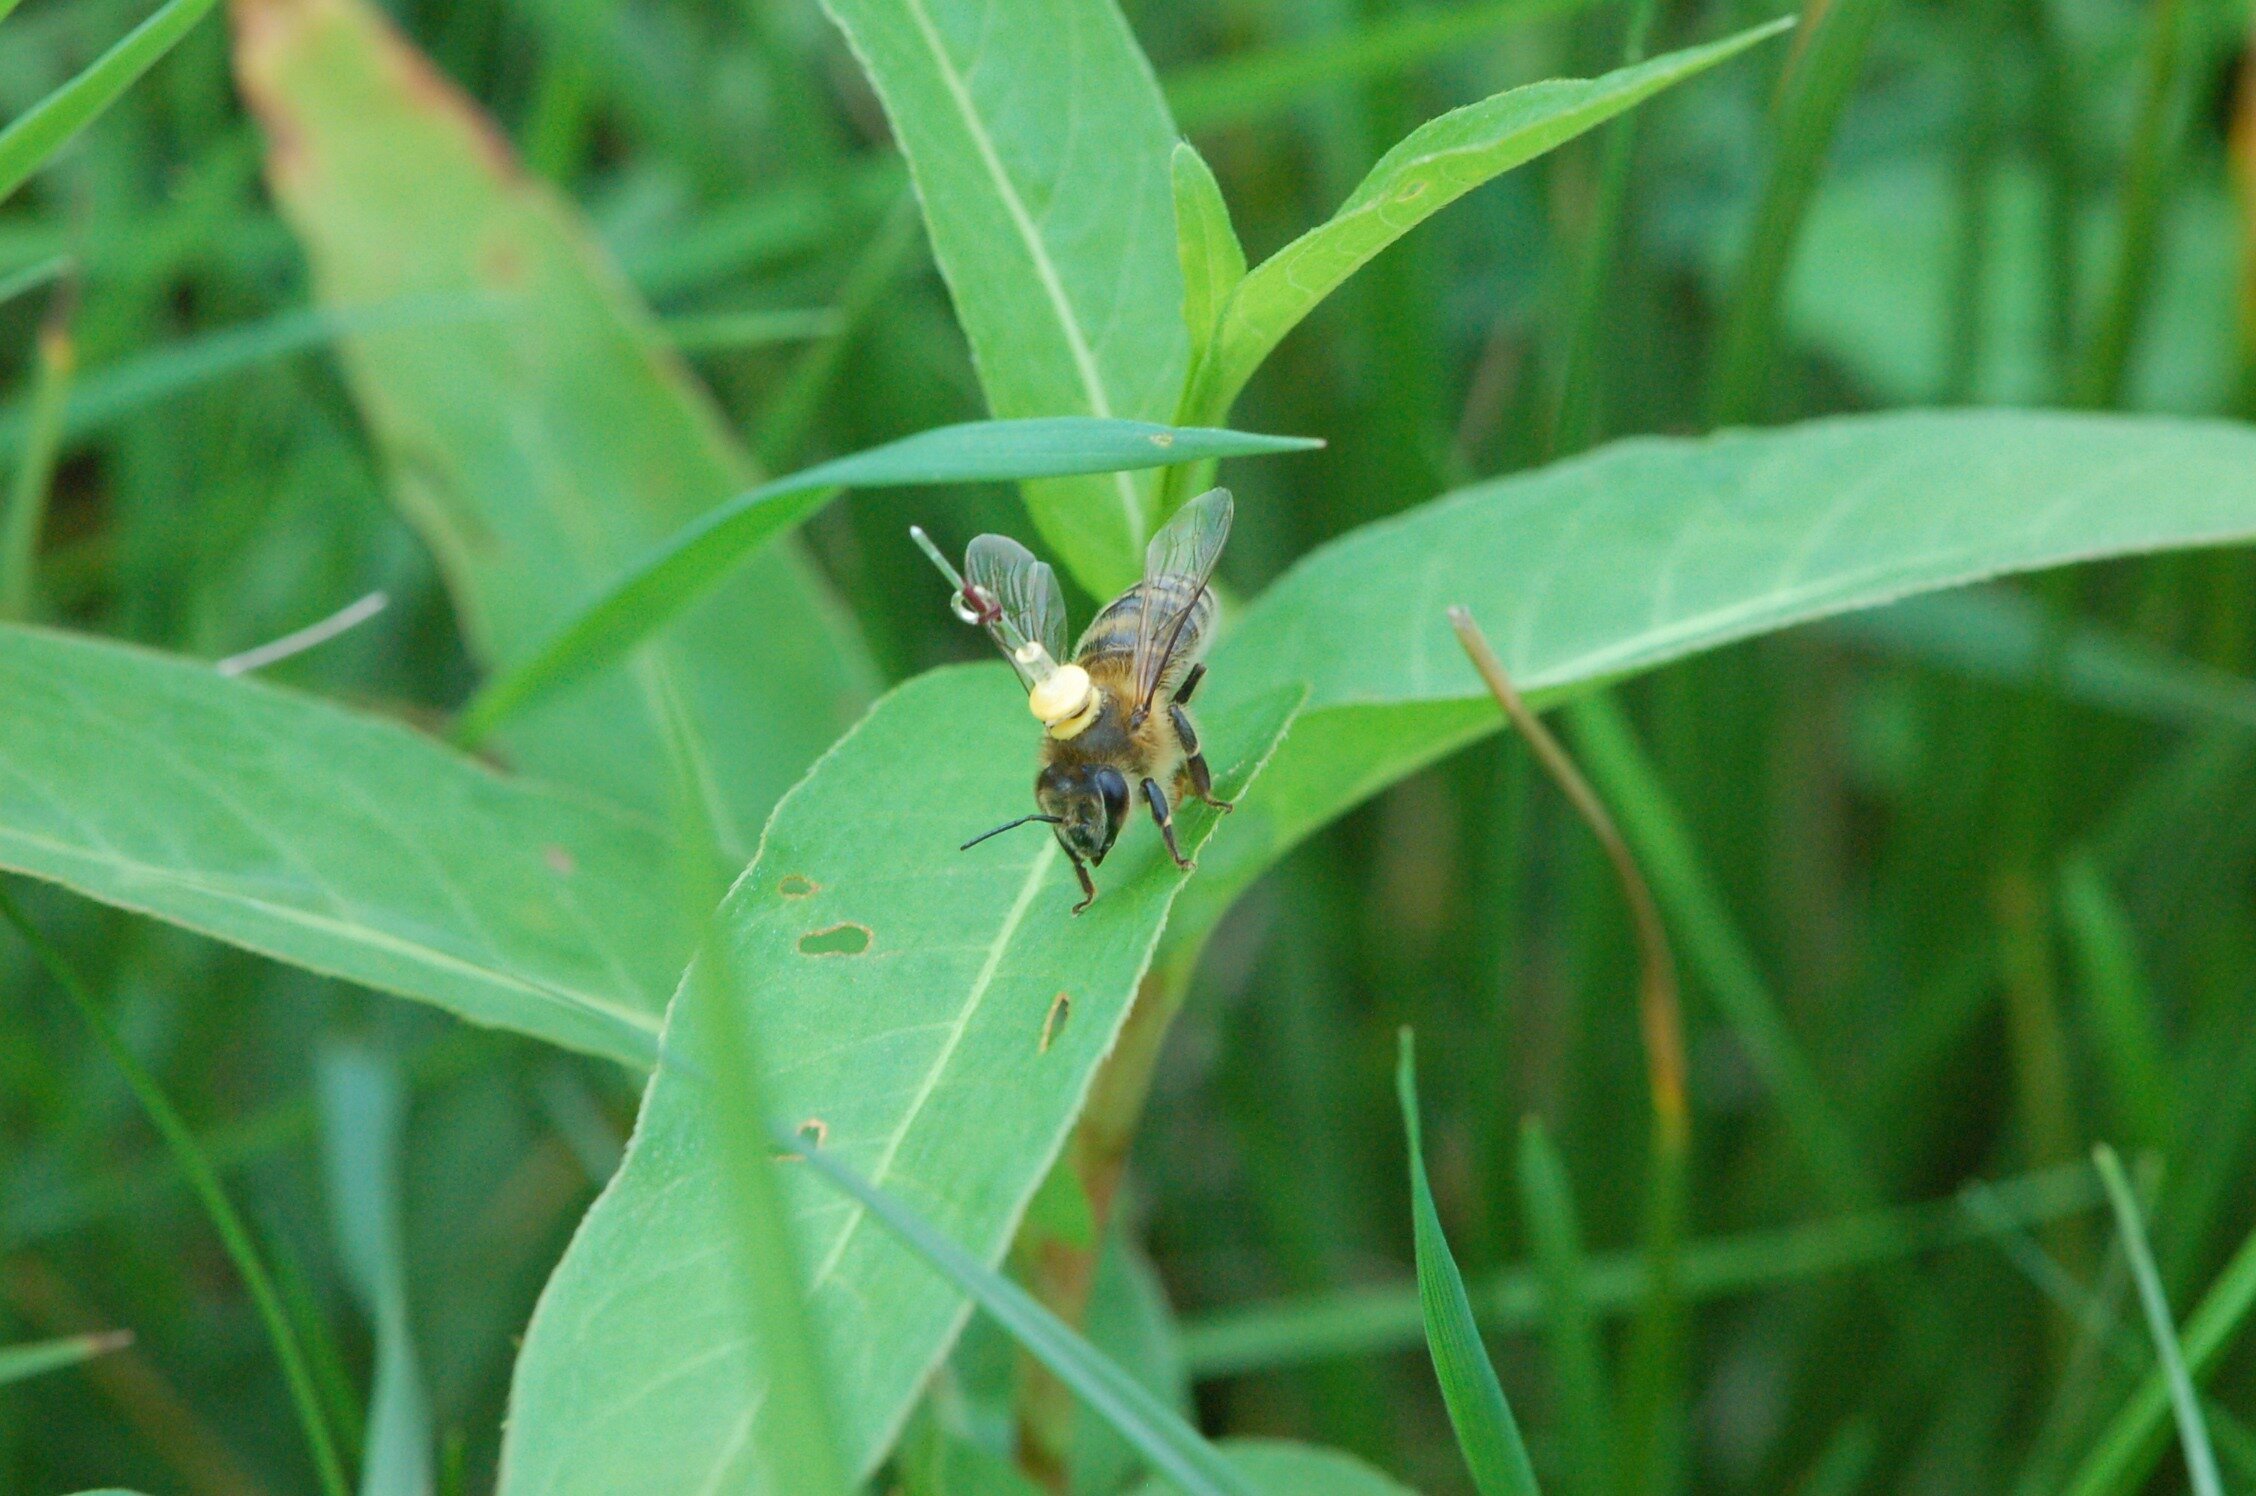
[1039,992,1071,1053]
[797,1117,828,1148]
[778,874,818,899]
[798,923,871,957]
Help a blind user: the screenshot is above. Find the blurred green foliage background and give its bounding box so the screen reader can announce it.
[6,0,2256,1490]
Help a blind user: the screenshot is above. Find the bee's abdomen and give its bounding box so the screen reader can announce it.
[1076,579,1212,672]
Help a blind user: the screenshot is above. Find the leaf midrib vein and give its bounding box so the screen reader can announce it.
[0,823,663,1039]
[805,838,1058,1290]
[896,0,1142,545]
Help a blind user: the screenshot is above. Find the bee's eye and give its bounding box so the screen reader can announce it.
[1093,769,1129,825]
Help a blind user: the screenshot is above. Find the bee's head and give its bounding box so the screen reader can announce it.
[1036,763,1129,865]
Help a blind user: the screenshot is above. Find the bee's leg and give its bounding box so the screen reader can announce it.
[1142,778,1195,871]
[1169,702,1234,812]
[1067,851,1098,915]
[1172,662,1206,705]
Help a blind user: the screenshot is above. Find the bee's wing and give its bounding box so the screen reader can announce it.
[1129,487,1233,717]
[965,534,1067,690]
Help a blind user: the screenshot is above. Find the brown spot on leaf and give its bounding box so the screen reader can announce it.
[542,845,575,876]
[798,923,871,957]
[777,874,818,899]
[1039,992,1071,1053]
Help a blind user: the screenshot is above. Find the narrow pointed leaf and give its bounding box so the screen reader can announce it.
[460,418,1317,740]
[0,1332,129,1389]
[1397,1031,1540,1496]
[0,623,684,1066]
[0,0,223,204]
[1190,18,1792,421]
[501,668,1300,1491]
[815,0,1191,595]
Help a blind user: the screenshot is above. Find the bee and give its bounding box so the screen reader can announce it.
[911,489,1237,914]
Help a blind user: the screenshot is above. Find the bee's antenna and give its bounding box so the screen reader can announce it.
[960,814,1064,851]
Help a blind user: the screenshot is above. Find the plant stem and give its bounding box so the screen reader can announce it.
[1447,608,1687,1495]
[0,886,351,1496]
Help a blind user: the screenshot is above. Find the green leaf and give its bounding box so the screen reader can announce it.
[791,1135,1249,1496]
[0,0,223,205]
[458,418,1318,741]
[0,1332,129,1389]
[237,0,876,854]
[1397,1031,1540,1496]
[1171,143,1245,377]
[501,667,1300,1491]
[1177,411,2256,950]
[2092,1146,2222,1496]
[816,0,1191,596]
[1131,1439,1417,1495]
[1187,18,1792,423]
[316,1043,433,1496]
[0,623,686,1067]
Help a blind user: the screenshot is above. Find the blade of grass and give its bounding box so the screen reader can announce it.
[751,194,921,471]
[2073,0,2190,408]
[662,306,843,354]
[1829,587,2256,736]
[1551,0,1659,457]
[0,884,350,1496]
[1179,1162,2104,1376]
[0,295,508,462]
[792,1135,1254,1496]
[1162,0,1592,132]
[316,1044,432,1496]
[2065,1205,2256,1496]
[633,592,853,1496]
[1561,691,1873,1205]
[1448,608,1682,1496]
[457,418,1320,743]
[0,289,70,620]
[2091,1145,2222,1496]
[0,1330,130,1387]
[1397,1031,1542,1496]
[2058,858,2172,1152]
[1706,0,1896,425]
[0,0,225,204]
[0,254,68,309]
[1517,1117,1611,1496]
[674,941,855,1494]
